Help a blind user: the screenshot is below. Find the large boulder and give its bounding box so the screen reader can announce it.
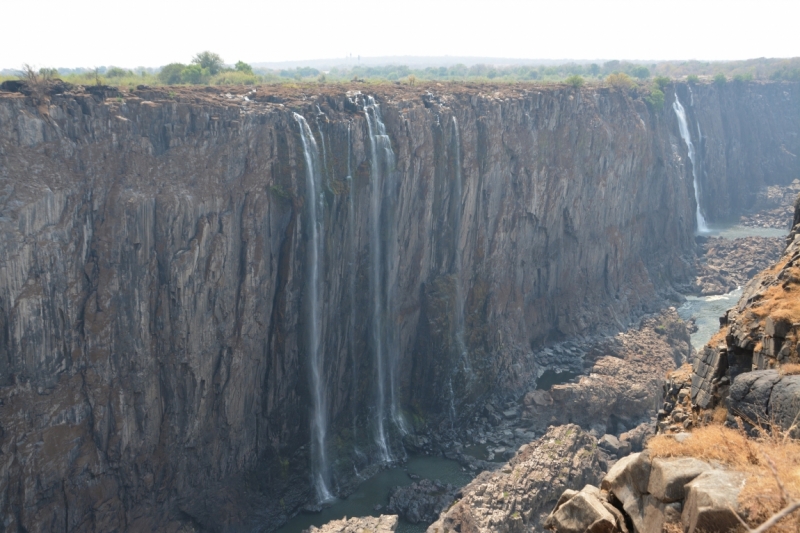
[544,486,618,533]
[600,452,652,532]
[728,370,782,426]
[682,470,746,533]
[770,375,800,438]
[647,457,712,503]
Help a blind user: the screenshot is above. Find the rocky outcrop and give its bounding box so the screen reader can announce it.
[427,424,604,532]
[522,310,688,436]
[546,450,746,533]
[727,369,800,437]
[739,180,800,228]
[693,236,784,296]
[0,80,798,531]
[387,479,458,525]
[304,515,398,533]
[690,194,800,414]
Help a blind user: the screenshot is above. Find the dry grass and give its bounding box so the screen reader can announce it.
[779,363,800,376]
[750,265,800,323]
[712,406,729,425]
[668,363,694,382]
[648,425,800,531]
[708,328,729,348]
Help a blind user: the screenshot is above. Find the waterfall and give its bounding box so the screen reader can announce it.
[346,122,361,458]
[293,113,333,502]
[452,117,471,384]
[363,96,407,462]
[672,95,709,233]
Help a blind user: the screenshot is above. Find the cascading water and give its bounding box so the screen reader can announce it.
[363,96,406,462]
[345,122,362,468]
[364,98,392,462]
[452,117,471,380]
[672,95,709,233]
[293,113,333,502]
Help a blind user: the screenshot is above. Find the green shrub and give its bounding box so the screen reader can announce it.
[234,61,253,74]
[646,87,665,109]
[606,72,635,89]
[181,64,208,84]
[210,71,259,85]
[653,75,671,90]
[687,74,700,85]
[713,73,727,85]
[630,65,650,79]
[565,74,584,88]
[106,67,130,78]
[192,51,224,75]
[159,63,186,84]
[732,72,753,83]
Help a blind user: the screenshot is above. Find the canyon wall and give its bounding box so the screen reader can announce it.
[0,80,797,531]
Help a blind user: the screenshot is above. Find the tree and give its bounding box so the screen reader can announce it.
[181,64,207,84]
[630,65,650,79]
[645,87,665,109]
[38,67,58,79]
[234,61,253,74]
[653,76,671,90]
[687,74,700,85]
[159,63,186,84]
[565,74,585,88]
[713,73,727,85]
[192,51,224,75]
[106,66,129,78]
[606,72,635,89]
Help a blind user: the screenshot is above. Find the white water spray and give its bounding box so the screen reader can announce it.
[293,113,333,502]
[672,95,709,233]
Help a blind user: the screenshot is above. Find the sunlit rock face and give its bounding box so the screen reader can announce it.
[0,81,797,531]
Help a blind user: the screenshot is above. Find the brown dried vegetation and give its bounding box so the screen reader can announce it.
[648,425,800,532]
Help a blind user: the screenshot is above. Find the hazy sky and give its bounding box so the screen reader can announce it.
[2,0,799,69]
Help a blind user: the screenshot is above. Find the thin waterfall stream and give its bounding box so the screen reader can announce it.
[294,113,333,502]
[672,94,709,233]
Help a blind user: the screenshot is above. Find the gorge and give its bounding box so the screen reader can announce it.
[0,79,798,532]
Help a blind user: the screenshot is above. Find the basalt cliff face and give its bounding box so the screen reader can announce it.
[0,81,798,532]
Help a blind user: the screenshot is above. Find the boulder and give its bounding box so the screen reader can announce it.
[600,452,652,532]
[544,487,618,533]
[647,457,712,503]
[727,370,782,430]
[769,375,800,438]
[596,434,632,458]
[682,470,746,533]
